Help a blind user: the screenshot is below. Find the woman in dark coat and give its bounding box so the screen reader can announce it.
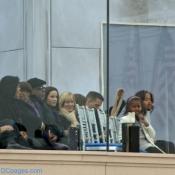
[44,86,71,146]
[0,76,42,138]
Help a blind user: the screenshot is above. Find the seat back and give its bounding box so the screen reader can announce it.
[96,109,106,143]
[114,105,125,143]
[114,117,122,143]
[76,105,91,150]
[109,117,118,143]
[76,105,122,151]
[97,110,119,143]
[85,107,100,143]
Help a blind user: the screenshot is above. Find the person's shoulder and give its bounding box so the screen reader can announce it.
[15,99,34,111]
[30,96,43,104]
[58,112,71,124]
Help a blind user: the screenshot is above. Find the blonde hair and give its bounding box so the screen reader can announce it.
[59,92,78,127]
[59,92,75,109]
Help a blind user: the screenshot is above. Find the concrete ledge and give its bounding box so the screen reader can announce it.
[0,150,175,175]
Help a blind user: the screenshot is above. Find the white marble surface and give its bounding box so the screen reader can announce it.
[0,0,23,51]
[51,0,106,48]
[0,50,25,80]
[51,48,100,95]
[24,0,51,82]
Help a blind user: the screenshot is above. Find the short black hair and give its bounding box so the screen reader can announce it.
[86,91,104,101]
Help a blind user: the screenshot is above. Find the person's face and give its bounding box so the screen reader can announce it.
[143,93,153,111]
[15,86,30,102]
[32,86,45,99]
[47,90,58,107]
[15,85,30,102]
[20,131,28,140]
[63,98,75,112]
[87,98,103,109]
[19,91,30,102]
[128,100,142,115]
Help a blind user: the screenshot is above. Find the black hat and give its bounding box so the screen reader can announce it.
[27,78,46,89]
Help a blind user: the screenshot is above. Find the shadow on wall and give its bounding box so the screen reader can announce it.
[110,0,149,17]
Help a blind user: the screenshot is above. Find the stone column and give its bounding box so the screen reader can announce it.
[24,0,51,83]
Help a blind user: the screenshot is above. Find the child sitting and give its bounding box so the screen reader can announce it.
[120,96,165,153]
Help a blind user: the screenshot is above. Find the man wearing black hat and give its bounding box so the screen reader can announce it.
[27,77,56,127]
[27,78,46,100]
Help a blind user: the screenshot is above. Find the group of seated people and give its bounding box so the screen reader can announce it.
[0,75,174,153]
[0,75,104,150]
[110,89,175,153]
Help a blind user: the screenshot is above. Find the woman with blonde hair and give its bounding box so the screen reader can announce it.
[59,92,80,150]
[59,92,79,128]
